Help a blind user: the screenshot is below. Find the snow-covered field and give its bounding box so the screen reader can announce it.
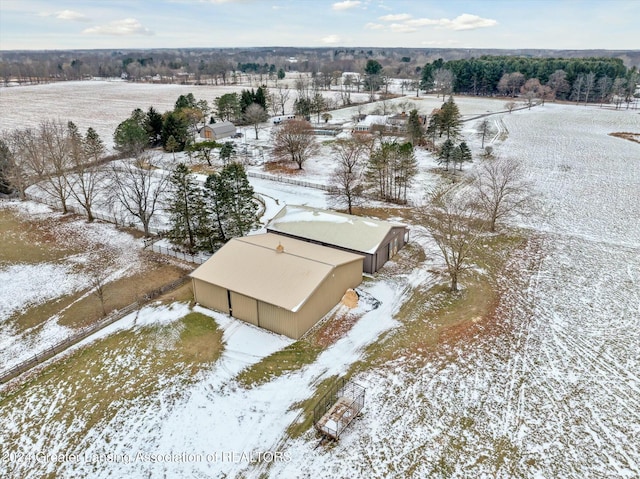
[1,77,508,151]
[1,81,639,478]
[268,105,640,478]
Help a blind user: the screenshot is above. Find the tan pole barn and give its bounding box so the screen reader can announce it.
[190,233,363,339]
[266,205,410,274]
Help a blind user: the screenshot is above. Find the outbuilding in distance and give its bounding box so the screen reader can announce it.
[189,233,363,339]
[266,205,409,274]
[199,121,236,140]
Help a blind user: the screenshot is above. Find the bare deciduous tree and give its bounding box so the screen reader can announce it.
[433,68,455,98]
[420,185,483,292]
[244,102,269,140]
[505,101,517,113]
[498,72,525,98]
[88,267,111,317]
[0,131,33,199]
[477,118,492,149]
[111,154,169,236]
[23,120,73,213]
[520,78,542,109]
[326,136,373,214]
[271,119,319,169]
[473,157,535,232]
[66,122,105,222]
[272,85,291,115]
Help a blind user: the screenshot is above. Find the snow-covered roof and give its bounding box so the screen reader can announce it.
[266,205,408,255]
[359,115,389,127]
[189,233,362,312]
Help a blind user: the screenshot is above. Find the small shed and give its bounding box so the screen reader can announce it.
[199,121,236,140]
[189,233,363,339]
[266,205,409,274]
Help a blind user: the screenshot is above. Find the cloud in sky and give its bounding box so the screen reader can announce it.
[55,10,90,22]
[322,34,341,44]
[389,23,417,33]
[438,14,499,31]
[0,1,635,51]
[82,18,154,36]
[378,13,412,22]
[365,22,385,30]
[332,1,361,11]
[378,12,497,32]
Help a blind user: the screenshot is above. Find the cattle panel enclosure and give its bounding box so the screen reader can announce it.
[313,378,365,440]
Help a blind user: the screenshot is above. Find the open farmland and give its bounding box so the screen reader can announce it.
[266,104,640,478]
[1,80,639,478]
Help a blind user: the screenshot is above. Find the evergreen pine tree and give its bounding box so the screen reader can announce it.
[161,112,188,151]
[365,141,417,203]
[83,127,105,162]
[202,162,257,250]
[457,141,472,171]
[395,142,418,204]
[438,139,455,171]
[255,86,268,110]
[439,96,462,140]
[406,109,424,146]
[219,141,236,165]
[218,162,258,238]
[0,139,14,195]
[145,106,164,147]
[203,172,228,248]
[167,163,208,253]
[426,110,441,145]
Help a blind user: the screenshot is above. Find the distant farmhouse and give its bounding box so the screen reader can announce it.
[267,205,409,274]
[190,233,363,339]
[352,114,389,133]
[199,121,236,141]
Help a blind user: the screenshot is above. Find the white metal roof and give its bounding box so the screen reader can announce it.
[189,233,363,312]
[202,121,236,136]
[266,205,408,254]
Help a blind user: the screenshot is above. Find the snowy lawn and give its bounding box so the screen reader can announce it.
[266,105,640,478]
[0,200,190,373]
[1,80,638,479]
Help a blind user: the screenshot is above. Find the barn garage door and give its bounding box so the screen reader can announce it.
[230,291,259,326]
[193,280,229,314]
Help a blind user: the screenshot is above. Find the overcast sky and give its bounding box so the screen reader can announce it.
[0,0,637,51]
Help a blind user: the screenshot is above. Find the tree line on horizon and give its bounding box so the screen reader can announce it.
[421,56,637,105]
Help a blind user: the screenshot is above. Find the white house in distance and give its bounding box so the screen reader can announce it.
[266,205,409,274]
[199,121,236,140]
[189,233,363,339]
[352,114,389,133]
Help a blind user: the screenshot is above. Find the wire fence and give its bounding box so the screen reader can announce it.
[149,243,209,265]
[24,192,168,236]
[0,276,190,385]
[247,171,331,191]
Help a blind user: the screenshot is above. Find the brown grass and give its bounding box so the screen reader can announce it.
[609,131,640,144]
[0,208,82,264]
[263,160,303,175]
[0,311,223,447]
[56,259,189,328]
[1,206,192,333]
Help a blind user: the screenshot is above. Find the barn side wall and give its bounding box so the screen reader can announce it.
[295,259,363,338]
[192,278,229,314]
[257,303,298,338]
[373,227,409,272]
